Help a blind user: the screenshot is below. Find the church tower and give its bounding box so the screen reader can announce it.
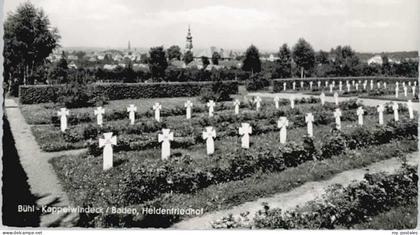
[185,25,193,52]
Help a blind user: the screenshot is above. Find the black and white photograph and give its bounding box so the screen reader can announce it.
[1,0,419,232]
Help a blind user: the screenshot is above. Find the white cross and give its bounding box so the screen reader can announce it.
[377,104,384,125]
[363,82,367,90]
[158,129,174,160]
[202,126,216,155]
[329,84,333,93]
[355,83,359,91]
[396,82,399,90]
[325,80,329,88]
[334,108,342,130]
[283,82,287,91]
[207,100,216,117]
[377,82,381,89]
[412,86,416,97]
[99,132,117,171]
[254,96,262,111]
[309,81,313,90]
[57,108,70,132]
[403,86,408,97]
[357,107,364,125]
[408,81,412,87]
[370,80,374,90]
[127,104,137,125]
[277,117,289,144]
[274,96,280,109]
[407,100,414,119]
[384,82,387,89]
[346,83,350,92]
[352,80,355,86]
[334,92,339,106]
[290,96,295,109]
[395,86,399,98]
[317,81,321,88]
[233,99,241,115]
[392,102,399,121]
[300,81,304,89]
[184,100,193,119]
[94,107,105,126]
[332,81,336,87]
[402,82,406,88]
[153,103,162,122]
[292,81,296,90]
[320,93,325,106]
[415,81,417,87]
[305,113,314,137]
[239,123,252,149]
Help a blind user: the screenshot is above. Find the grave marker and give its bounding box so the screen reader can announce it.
[334,92,339,106]
[392,102,399,121]
[153,103,162,122]
[290,96,295,109]
[412,86,416,96]
[273,96,280,109]
[377,104,384,125]
[292,81,296,90]
[57,108,69,132]
[305,113,314,137]
[404,86,408,97]
[202,127,216,155]
[99,132,117,171]
[239,123,252,149]
[277,117,289,144]
[334,108,342,130]
[184,100,193,119]
[94,107,105,126]
[254,96,262,111]
[320,92,326,106]
[357,107,364,125]
[233,99,241,115]
[283,82,287,91]
[407,100,414,119]
[127,104,137,125]
[158,129,174,160]
[207,100,216,117]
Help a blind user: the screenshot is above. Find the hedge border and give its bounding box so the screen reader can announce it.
[19,81,239,104]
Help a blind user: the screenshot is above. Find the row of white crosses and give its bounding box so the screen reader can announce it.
[282,80,417,95]
[395,81,417,98]
[95,99,414,171]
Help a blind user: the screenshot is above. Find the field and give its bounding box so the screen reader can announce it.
[18,89,418,228]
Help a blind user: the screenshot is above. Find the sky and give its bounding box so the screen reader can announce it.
[3,0,420,52]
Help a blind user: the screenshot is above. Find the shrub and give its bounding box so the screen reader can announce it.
[56,82,109,108]
[19,81,239,104]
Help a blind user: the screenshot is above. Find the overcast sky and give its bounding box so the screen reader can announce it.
[3,0,420,52]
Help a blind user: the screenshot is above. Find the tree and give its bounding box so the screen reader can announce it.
[201,56,210,68]
[273,43,292,78]
[292,38,315,78]
[183,50,194,64]
[242,44,261,74]
[4,2,60,94]
[148,46,168,79]
[316,50,329,65]
[211,51,221,65]
[167,45,182,60]
[48,51,69,84]
[330,45,360,76]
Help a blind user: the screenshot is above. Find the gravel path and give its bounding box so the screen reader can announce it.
[172,152,418,229]
[5,98,83,227]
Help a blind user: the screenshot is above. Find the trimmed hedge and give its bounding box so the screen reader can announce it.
[273,77,417,92]
[19,81,239,104]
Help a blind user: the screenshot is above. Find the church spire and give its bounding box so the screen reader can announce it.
[185,25,193,51]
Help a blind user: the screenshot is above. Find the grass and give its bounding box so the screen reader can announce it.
[351,200,417,230]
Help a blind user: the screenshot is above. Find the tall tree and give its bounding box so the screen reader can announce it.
[148,46,168,79]
[292,38,315,78]
[183,50,194,64]
[330,45,360,76]
[242,44,261,74]
[211,51,221,65]
[4,2,60,93]
[167,45,182,60]
[273,43,292,78]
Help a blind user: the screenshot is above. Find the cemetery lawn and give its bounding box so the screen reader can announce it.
[50,138,418,227]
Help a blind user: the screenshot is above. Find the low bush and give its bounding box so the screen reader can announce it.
[211,164,418,229]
